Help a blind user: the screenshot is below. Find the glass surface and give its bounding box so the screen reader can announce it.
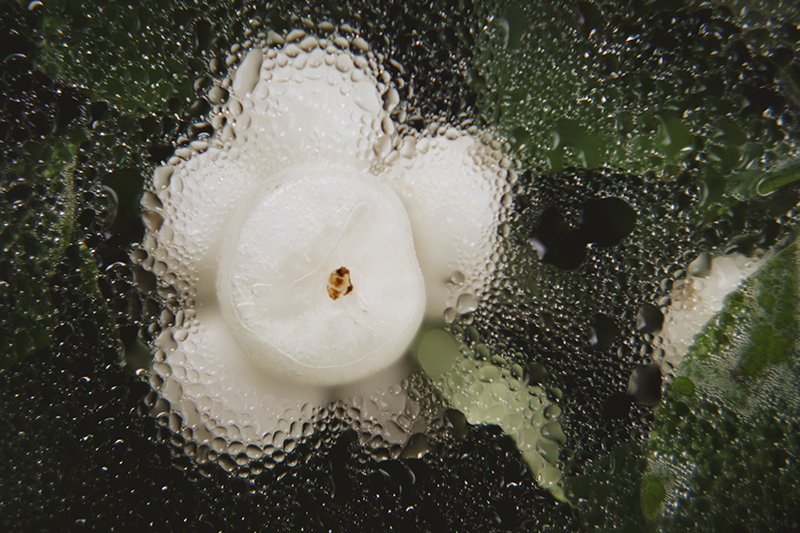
[2,0,799,531]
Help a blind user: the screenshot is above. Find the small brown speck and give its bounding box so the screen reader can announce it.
[327,266,353,300]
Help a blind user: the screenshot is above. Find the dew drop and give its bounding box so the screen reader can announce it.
[353,79,381,113]
[456,293,479,314]
[232,49,263,96]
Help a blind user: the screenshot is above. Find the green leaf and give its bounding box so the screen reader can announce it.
[640,475,666,519]
[34,0,202,116]
[1,134,82,368]
[647,241,800,531]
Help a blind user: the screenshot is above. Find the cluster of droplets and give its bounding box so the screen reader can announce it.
[380,124,519,321]
[458,153,799,470]
[2,0,588,528]
[140,28,411,291]
[474,0,800,208]
[641,240,800,531]
[134,23,524,480]
[658,251,762,372]
[144,376,453,479]
[0,60,86,366]
[416,327,567,496]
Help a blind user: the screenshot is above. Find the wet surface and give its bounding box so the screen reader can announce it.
[2,0,800,531]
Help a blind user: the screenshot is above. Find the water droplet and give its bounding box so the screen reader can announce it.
[627,364,662,406]
[353,79,380,113]
[456,293,478,314]
[636,304,665,334]
[335,54,354,73]
[232,49,263,96]
[687,251,711,278]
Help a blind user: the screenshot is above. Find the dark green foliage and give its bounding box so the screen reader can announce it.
[649,243,800,532]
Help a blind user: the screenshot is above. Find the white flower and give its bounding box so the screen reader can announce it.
[140,31,513,457]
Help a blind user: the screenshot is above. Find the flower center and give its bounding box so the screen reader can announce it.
[216,165,426,386]
[327,267,353,300]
